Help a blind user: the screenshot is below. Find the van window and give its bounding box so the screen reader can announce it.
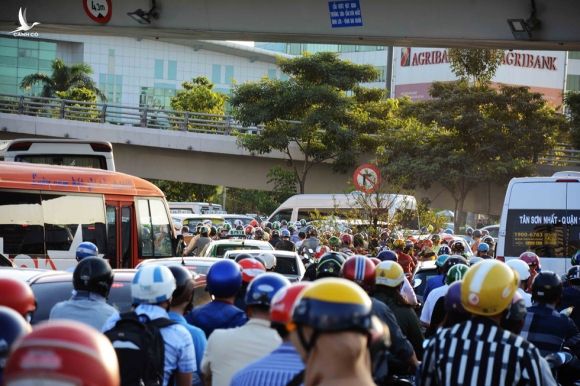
[15,154,106,170]
[137,198,172,257]
[504,209,568,258]
[0,191,44,254]
[270,209,292,222]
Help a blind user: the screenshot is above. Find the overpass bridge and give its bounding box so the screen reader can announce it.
[1,0,580,51]
[0,94,578,216]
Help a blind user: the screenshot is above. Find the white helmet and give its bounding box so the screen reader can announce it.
[506,259,531,281]
[258,252,277,270]
[131,265,176,304]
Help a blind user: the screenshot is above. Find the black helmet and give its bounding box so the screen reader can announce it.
[482,236,495,246]
[316,252,346,279]
[443,255,468,272]
[472,229,482,238]
[168,265,195,310]
[73,258,114,297]
[532,271,562,303]
[451,240,465,253]
[567,266,580,285]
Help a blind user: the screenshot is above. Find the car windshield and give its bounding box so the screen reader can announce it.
[30,281,72,324]
[216,244,260,257]
[274,256,298,275]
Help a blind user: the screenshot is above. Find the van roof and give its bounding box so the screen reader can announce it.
[0,162,163,196]
[277,193,417,208]
[0,138,113,152]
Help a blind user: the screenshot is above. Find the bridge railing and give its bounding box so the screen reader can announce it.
[538,143,580,166]
[0,93,263,135]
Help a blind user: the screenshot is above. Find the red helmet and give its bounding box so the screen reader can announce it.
[341,233,353,245]
[270,282,311,325]
[238,258,266,283]
[5,320,120,386]
[249,219,259,228]
[340,255,376,292]
[314,245,330,259]
[369,257,381,266]
[519,251,540,268]
[423,239,433,249]
[244,225,255,235]
[0,278,36,318]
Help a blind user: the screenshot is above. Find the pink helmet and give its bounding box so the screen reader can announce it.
[519,251,540,269]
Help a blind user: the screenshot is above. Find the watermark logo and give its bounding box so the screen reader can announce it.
[11,7,40,37]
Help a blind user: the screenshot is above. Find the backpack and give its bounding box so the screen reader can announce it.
[105,311,176,386]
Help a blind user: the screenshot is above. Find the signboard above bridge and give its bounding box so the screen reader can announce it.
[1,0,580,50]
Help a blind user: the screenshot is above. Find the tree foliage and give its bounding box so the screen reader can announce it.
[20,58,105,101]
[55,87,98,121]
[148,179,218,202]
[447,48,504,86]
[231,52,380,193]
[565,92,580,148]
[379,81,566,229]
[170,77,227,115]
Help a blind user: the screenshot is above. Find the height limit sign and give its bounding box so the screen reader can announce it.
[353,164,381,194]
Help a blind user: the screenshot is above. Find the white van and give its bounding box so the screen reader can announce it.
[496,171,580,274]
[267,193,419,229]
[0,138,115,171]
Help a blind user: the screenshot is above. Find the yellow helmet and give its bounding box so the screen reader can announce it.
[461,260,519,316]
[292,277,372,333]
[393,239,406,249]
[375,261,405,287]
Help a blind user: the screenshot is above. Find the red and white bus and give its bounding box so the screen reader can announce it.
[0,162,179,270]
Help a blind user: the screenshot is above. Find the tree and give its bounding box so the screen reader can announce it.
[170,77,227,128]
[447,48,504,86]
[20,58,105,101]
[230,52,379,193]
[148,179,218,202]
[565,92,580,148]
[55,87,98,121]
[379,81,566,230]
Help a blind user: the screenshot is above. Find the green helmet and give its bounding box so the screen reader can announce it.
[328,236,340,247]
[223,222,232,231]
[272,221,281,230]
[445,263,469,285]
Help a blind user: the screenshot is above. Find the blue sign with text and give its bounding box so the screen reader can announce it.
[328,0,363,28]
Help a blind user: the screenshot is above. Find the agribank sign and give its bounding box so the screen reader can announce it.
[400,47,558,71]
[395,47,566,106]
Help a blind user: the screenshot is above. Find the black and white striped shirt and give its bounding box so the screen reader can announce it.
[418,317,544,386]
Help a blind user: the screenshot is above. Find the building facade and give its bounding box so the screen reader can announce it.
[0,34,289,109]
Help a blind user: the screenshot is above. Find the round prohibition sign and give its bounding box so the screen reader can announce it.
[83,0,112,24]
[353,163,381,194]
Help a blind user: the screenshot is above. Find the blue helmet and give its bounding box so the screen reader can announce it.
[477,242,490,253]
[376,250,398,262]
[438,245,452,256]
[280,229,291,238]
[0,305,30,376]
[444,228,453,234]
[244,272,290,307]
[76,241,99,262]
[206,260,242,298]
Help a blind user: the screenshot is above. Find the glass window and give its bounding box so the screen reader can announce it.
[567,75,580,92]
[267,69,277,80]
[0,38,18,47]
[212,64,221,84]
[504,209,567,258]
[270,209,292,222]
[106,205,117,260]
[154,59,164,79]
[569,52,580,60]
[225,65,234,84]
[137,198,172,257]
[41,194,107,254]
[0,191,44,254]
[168,60,177,80]
[19,40,39,49]
[121,206,132,268]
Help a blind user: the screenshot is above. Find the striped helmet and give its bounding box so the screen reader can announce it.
[461,260,518,316]
[131,265,176,304]
[445,264,469,285]
[340,256,376,291]
[76,241,99,261]
[375,261,405,287]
